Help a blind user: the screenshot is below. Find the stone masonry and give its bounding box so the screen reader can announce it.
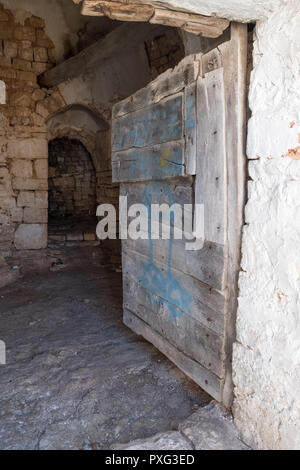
[48,137,97,220]
[145,29,185,80]
[0,3,66,254]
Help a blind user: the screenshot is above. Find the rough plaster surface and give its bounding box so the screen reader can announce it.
[233,0,300,450]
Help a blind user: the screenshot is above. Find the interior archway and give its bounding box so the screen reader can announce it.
[48,137,98,244]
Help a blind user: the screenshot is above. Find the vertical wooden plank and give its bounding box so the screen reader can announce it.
[195,67,227,246]
[218,23,248,407]
[184,83,197,175]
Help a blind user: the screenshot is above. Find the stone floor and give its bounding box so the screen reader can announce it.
[0,246,212,450]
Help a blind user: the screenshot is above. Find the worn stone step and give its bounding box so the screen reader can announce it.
[111,402,251,450]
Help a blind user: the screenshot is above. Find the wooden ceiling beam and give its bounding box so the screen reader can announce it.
[80,1,230,38]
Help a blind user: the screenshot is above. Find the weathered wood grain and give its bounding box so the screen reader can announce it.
[109,26,247,406]
[81,1,230,39]
[83,1,155,21]
[112,94,183,152]
[217,23,248,407]
[123,248,226,335]
[123,238,225,290]
[112,141,185,183]
[184,83,197,175]
[195,67,227,246]
[124,309,223,401]
[150,8,229,38]
[113,57,201,119]
[120,179,226,290]
[123,286,225,377]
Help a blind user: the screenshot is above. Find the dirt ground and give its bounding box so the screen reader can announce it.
[0,246,211,450]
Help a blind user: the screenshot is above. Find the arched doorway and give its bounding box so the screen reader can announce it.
[48,137,98,244]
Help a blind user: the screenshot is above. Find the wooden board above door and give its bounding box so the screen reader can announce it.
[79,1,230,38]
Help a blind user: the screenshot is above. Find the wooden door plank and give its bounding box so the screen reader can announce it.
[124,308,223,401]
[195,67,227,246]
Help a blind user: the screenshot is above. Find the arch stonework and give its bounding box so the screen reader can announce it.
[46,103,109,172]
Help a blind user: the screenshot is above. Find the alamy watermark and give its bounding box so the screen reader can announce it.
[96,196,205,251]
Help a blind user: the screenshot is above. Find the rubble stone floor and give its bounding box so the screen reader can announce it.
[0,246,212,450]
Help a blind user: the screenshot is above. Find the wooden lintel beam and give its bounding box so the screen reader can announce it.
[80,1,230,38]
[39,22,166,88]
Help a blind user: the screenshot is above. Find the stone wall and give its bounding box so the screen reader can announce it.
[0,4,49,252]
[145,29,185,80]
[48,137,96,220]
[233,0,300,450]
[0,3,69,255]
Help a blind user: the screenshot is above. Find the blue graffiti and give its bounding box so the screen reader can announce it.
[113,96,183,151]
[139,181,192,321]
[185,96,196,130]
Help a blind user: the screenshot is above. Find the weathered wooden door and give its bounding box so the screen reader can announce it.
[111,24,247,406]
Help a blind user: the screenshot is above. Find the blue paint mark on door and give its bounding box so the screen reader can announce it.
[112,95,183,151]
[138,181,192,321]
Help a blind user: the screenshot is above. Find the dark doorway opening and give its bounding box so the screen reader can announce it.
[48,137,97,244]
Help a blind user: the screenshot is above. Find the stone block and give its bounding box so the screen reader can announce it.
[4,39,18,58]
[12,178,48,191]
[18,41,33,61]
[32,89,46,102]
[10,207,23,222]
[34,159,48,178]
[8,138,47,159]
[16,70,36,83]
[0,23,14,40]
[24,207,47,223]
[11,159,33,178]
[0,213,9,224]
[17,191,35,208]
[14,223,47,250]
[0,223,15,241]
[32,62,51,74]
[9,90,32,107]
[0,196,16,208]
[0,68,16,79]
[33,47,48,63]
[0,56,11,67]
[35,191,48,208]
[14,26,36,42]
[12,58,32,72]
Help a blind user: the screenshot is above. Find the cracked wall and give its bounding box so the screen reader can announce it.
[233,0,300,450]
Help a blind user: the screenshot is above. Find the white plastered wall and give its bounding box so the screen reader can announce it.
[232,0,300,450]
